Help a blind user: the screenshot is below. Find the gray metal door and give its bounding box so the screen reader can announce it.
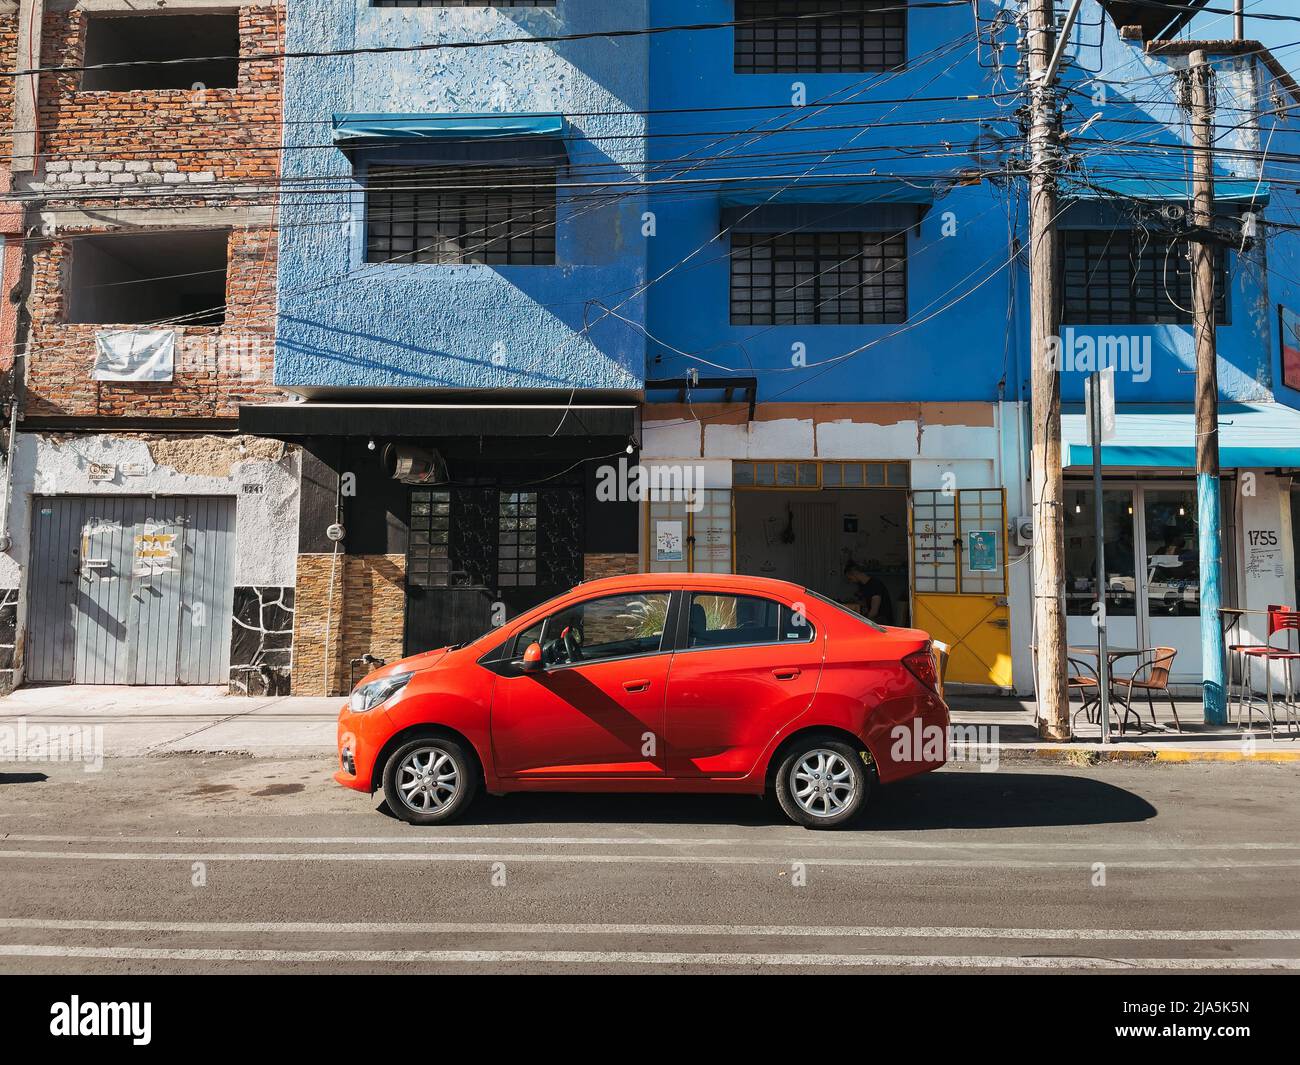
[27,496,236,684]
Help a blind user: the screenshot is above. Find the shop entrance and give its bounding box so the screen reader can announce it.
[1063,481,1218,685]
[732,461,910,626]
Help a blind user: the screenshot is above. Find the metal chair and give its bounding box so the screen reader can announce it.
[1068,655,1101,731]
[1111,647,1180,735]
[1238,607,1300,738]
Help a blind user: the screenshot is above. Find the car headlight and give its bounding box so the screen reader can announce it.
[349,672,412,713]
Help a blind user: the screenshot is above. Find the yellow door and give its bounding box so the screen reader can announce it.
[911,489,1013,689]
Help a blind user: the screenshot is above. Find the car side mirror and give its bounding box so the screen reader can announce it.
[520,642,544,673]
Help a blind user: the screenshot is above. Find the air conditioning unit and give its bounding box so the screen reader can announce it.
[383,444,449,484]
[1014,515,1034,548]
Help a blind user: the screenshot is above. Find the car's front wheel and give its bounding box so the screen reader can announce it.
[774,738,872,829]
[382,736,479,825]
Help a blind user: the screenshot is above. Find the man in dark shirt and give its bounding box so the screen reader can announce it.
[845,562,894,625]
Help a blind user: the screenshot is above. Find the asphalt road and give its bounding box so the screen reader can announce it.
[1,755,1298,974]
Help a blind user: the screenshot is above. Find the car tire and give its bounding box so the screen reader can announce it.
[774,737,872,829]
[382,735,479,826]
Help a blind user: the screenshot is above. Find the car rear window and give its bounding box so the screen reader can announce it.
[804,588,887,632]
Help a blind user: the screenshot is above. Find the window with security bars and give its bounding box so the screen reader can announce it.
[497,492,539,587]
[1063,229,1227,325]
[408,489,452,587]
[735,0,906,74]
[365,165,557,266]
[730,231,907,325]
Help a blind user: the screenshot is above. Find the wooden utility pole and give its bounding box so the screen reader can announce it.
[1026,0,1072,739]
[1188,51,1228,724]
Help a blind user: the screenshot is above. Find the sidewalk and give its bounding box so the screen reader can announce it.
[948,694,1300,763]
[0,685,340,756]
[1,685,1297,763]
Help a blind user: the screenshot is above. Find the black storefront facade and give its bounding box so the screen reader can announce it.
[240,400,640,695]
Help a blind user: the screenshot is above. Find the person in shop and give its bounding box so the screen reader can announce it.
[844,560,895,625]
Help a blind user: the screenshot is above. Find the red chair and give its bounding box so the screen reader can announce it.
[1238,606,1300,737]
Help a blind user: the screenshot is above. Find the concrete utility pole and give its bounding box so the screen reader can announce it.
[1188,51,1228,724]
[1025,0,1076,739]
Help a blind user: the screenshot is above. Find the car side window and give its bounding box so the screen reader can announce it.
[686,593,815,649]
[540,592,672,667]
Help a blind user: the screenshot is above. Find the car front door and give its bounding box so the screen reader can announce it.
[490,590,674,778]
[665,591,824,777]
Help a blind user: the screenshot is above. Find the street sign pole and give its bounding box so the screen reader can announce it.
[1087,369,1115,742]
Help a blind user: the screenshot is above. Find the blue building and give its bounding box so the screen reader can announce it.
[248,1,1300,699]
[635,1,1300,696]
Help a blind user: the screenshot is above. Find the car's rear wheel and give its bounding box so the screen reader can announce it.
[382,736,478,825]
[774,738,871,829]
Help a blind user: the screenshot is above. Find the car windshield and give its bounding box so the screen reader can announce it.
[803,588,887,633]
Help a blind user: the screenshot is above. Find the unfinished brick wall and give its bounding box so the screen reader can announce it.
[35,5,283,192]
[24,223,280,418]
[20,4,286,420]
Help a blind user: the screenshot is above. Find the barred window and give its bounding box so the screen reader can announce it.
[365,165,557,266]
[735,0,906,74]
[1063,230,1227,325]
[373,2,553,7]
[730,231,907,325]
[408,489,452,587]
[497,492,539,588]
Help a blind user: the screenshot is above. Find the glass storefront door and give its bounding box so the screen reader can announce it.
[1063,482,1204,685]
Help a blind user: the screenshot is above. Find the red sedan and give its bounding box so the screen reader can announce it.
[336,573,949,828]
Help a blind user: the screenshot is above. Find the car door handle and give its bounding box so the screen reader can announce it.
[623,679,651,693]
[772,668,801,681]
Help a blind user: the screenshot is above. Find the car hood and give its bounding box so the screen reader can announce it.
[360,645,453,683]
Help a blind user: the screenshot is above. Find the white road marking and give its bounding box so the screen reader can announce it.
[0,849,1297,869]
[0,944,1293,970]
[1,917,1296,941]
[3,832,1299,851]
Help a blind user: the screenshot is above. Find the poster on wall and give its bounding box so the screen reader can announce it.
[654,520,684,562]
[1282,306,1300,392]
[966,529,999,572]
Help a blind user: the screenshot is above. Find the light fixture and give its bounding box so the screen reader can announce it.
[1178,505,1186,516]
[367,439,376,451]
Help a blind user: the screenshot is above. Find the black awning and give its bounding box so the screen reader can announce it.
[238,402,638,441]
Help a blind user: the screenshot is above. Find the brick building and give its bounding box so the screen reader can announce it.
[0,0,299,693]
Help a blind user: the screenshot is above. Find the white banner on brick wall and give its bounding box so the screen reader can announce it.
[92,329,177,382]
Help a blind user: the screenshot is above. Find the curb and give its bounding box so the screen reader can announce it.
[991,745,1300,765]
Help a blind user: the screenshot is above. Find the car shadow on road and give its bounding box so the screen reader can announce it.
[378,768,1157,831]
[0,772,48,785]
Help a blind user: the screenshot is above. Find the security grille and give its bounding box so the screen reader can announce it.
[734,0,907,74]
[497,491,538,587]
[1063,229,1227,325]
[365,165,557,266]
[730,231,907,325]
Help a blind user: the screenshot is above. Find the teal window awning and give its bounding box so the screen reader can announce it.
[720,178,938,232]
[331,113,569,164]
[1062,402,1300,469]
[1066,175,1270,207]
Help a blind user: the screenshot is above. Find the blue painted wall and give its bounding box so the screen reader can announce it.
[273,1,1300,411]
[642,0,1300,409]
[276,2,649,393]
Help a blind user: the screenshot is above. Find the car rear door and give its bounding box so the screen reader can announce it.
[490,589,674,778]
[664,590,824,777]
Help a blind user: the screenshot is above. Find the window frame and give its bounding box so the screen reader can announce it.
[362,162,559,267]
[733,0,907,75]
[1061,227,1230,327]
[729,229,908,326]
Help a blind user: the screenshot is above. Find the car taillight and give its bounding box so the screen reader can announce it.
[903,647,939,692]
